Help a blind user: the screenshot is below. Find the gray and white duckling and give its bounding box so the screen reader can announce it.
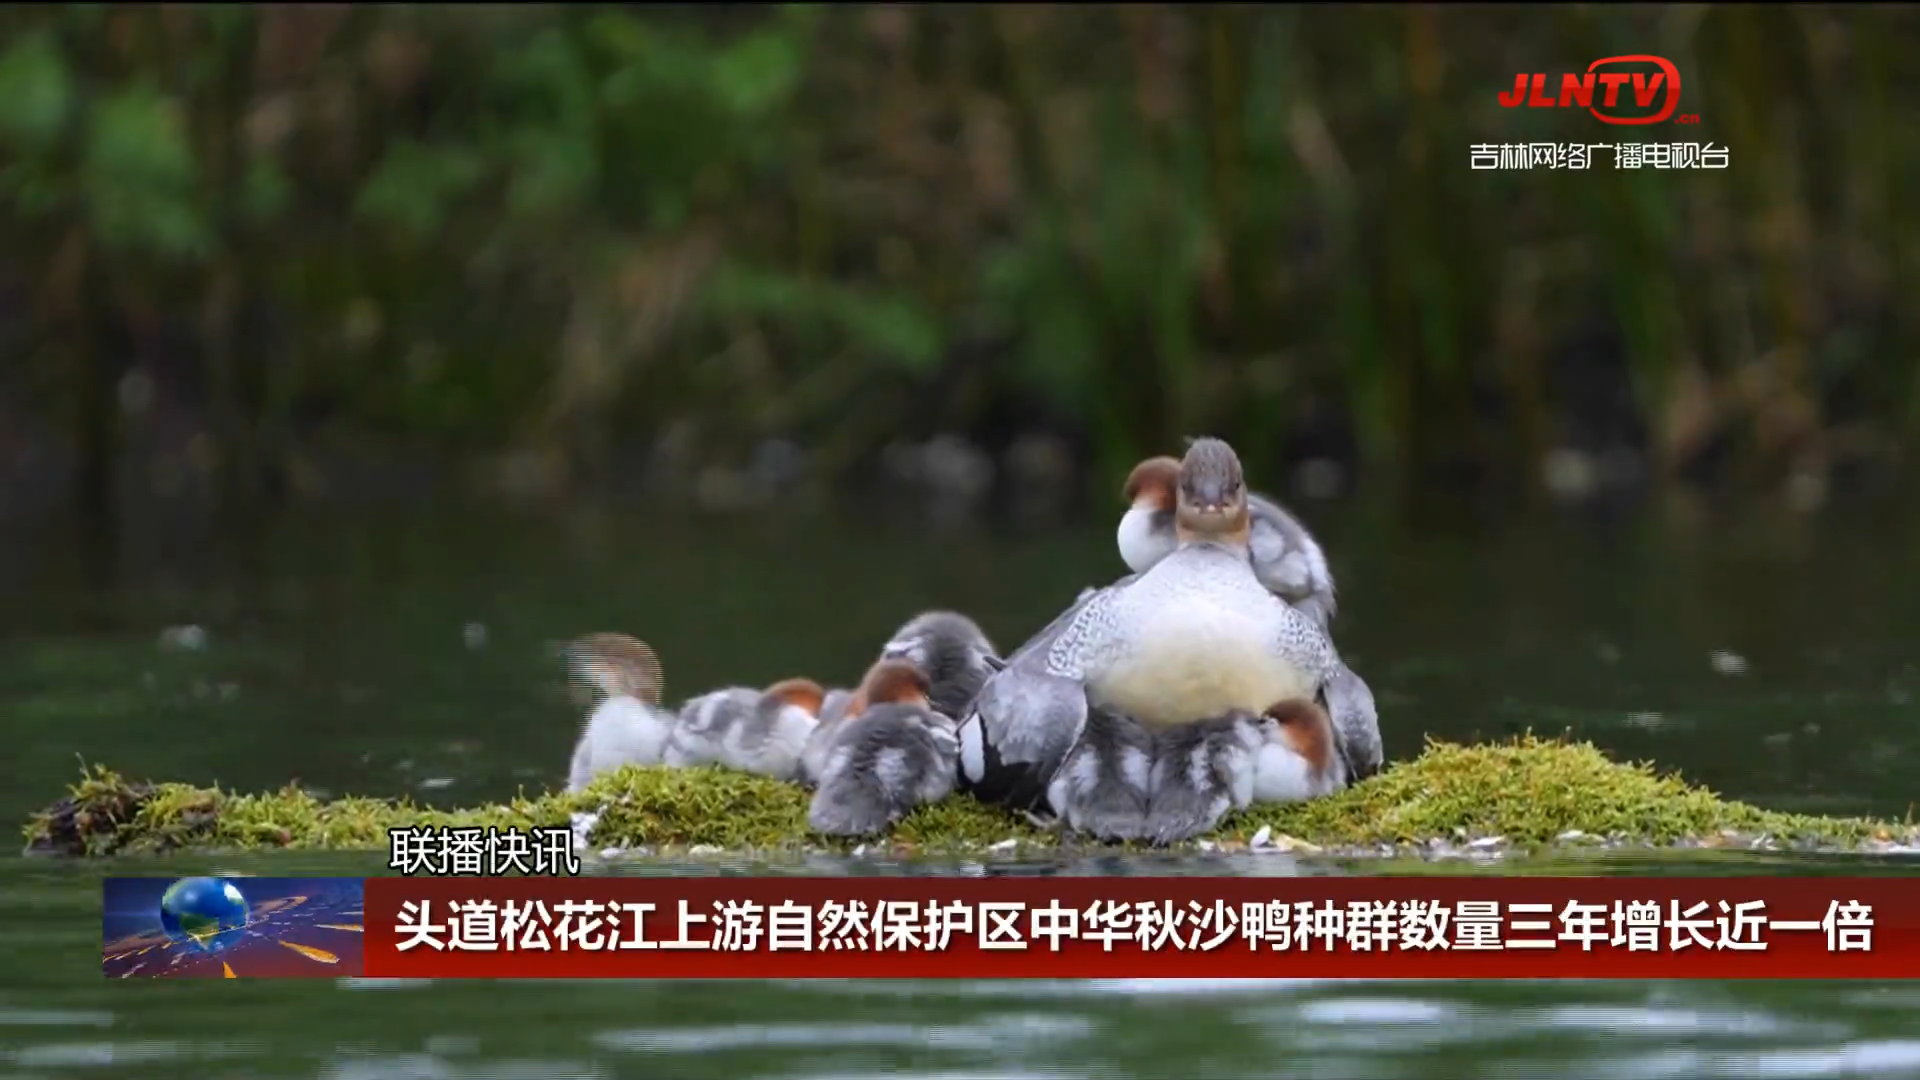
[563,633,673,793]
[877,609,1002,721]
[1142,698,1346,846]
[662,677,826,783]
[808,660,960,837]
[1118,452,1383,779]
[798,611,997,786]
[800,686,859,786]
[1041,704,1156,842]
[961,437,1340,811]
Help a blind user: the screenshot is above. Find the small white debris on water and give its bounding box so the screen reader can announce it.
[1249,825,1274,848]
[850,844,869,858]
[463,623,489,650]
[598,847,624,860]
[1557,829,1588,842]
[1710,650,1750,676]
[1467,835,1505,850]
[417,777,454,791]
[988,838,1019,852]
[1196,840,1219,853]
[158,625,208,652]
[688,844,723,856]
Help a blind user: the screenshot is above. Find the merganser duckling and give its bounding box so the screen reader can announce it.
[798,610,1000,787]
[877,610,1002,721]
[563,633,674,793]
[1117,452,1383,780]
[960,437,1339,810]
[662,677,826,783]
[799,687,858,786]
[808,660,960,837]
[1042,704,1155,841]
[1143,698,1346,845]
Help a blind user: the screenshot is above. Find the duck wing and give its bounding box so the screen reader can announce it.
[1319,661,1382,781]
[957,579,1133,811]
[1246,492,1337,627]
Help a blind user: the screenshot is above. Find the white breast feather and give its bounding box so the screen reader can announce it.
[1116,507,1170,574]
[1251,741,1315,803]
[1093,598,1315,727]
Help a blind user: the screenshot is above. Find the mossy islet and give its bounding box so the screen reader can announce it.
[24,735,1917,861]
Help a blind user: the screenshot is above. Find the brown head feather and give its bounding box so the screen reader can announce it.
[565,633,664,705]
[1264,698,1335,777]
[1122,456,1182,510]
[764,677,827,717]
[857,659,932,709]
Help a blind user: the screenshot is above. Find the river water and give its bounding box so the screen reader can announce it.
[3,497,1918,1077]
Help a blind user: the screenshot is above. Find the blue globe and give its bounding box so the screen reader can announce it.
[158,877,249,952]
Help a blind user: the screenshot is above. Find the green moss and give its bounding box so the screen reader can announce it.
[21,736,1916,858]
[1225,734,1905,848]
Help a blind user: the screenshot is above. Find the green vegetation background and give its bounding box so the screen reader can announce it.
[2,5,1914,509]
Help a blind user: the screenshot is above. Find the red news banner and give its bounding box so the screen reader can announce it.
[362,878,1908,979]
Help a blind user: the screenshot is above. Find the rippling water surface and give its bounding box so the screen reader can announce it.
[6,851,1920,1079]
[4,499,1919,1077]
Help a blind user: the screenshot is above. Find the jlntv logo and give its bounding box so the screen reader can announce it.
[1499,55,1696,126]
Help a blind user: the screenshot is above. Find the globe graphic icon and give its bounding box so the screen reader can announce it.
[158,877,250,952]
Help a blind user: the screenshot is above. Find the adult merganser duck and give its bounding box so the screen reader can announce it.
[563,633,675,793]
[662,677,826,783]
[1083,436,1338,723]
[808,660,960,837]
[1120,455,1335,625]
[961,437,1339,810]
[877,610,1002,721]
[1117,452,1383,779]
[1142,698,1346,845]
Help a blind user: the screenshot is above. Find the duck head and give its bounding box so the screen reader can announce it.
[850,659,933,714]
[1122,456,1181,515]
[1263,698,1335,771]
[563,632,665,706]
[763,677,828,718]
[1173,437,1252,549]
[1118,456,1181,572]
